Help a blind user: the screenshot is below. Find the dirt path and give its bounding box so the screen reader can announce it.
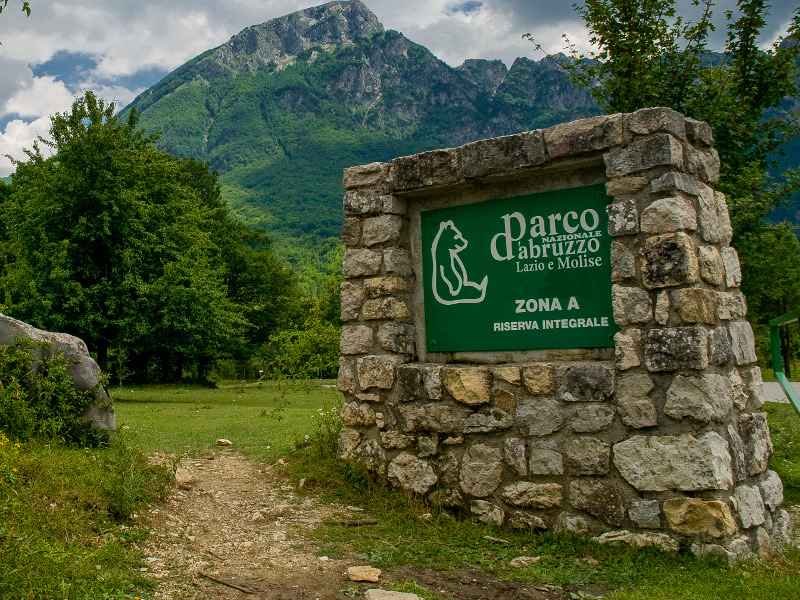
[139,449,565,600]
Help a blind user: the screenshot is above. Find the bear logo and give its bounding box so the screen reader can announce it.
[431,220,488,305]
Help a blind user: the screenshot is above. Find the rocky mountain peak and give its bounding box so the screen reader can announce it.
[198,0,384,79]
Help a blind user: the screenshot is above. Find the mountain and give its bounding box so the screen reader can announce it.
[123,1,600,292]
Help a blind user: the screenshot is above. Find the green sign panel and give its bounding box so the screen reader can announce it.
[420,183,617,352]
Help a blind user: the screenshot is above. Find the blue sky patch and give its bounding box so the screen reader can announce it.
[32,51,98,85]
[446,1,483,16]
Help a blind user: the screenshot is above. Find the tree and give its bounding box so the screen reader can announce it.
[0,91,295,380]
[529,0,800,363]
[0,1,30,17]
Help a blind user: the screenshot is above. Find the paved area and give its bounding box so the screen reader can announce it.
[764,381,800,404]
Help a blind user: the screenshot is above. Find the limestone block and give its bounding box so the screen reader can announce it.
[516,397,564,436]
[722,247,742,288]
[463,407,513,433]
[742,366,764,410]
[444,367,491,405]
[572,405,616,433]
[340,325,374,355]
[357,439,386,473]
[503,438,527,477]
[717,291,747,320]
[399,402,470,434]
[594,530,679,552]
[343,190,384,215]
[628,107,686,139]
[522,363,554,395]
[629,499,661,528]
[492,387,516,413]
[365,276,407,298]
[380,431,414,449]
[470,500,505,525]
[417,434,438,458]
[397,365,422,398]
[422,365,444,399]
[759,471,784,511]
[462,130,546,178]
[612,432,733,491]
[605,133,684,178]
[569,479,626,525]
[708,326,734,366]
[566,437,611,476]
[671,288,718,324]
[545,113,623,157]
[561,363,615,402]
[691,542,735,564]
[340,281,364,321]
[390,148,461,191]
[733,485,766,529]
[606,200,639,236]
[663,497,736,538]
[363,297,411,321]
[654,291,670,324]
[340,401,376,427]
[614,330,642,370]
[640,232,698,289]
[606,176,648,197]
[616,373,658,428]
[698,246,724,285]
[611,240,637,282]
[685,118,714,147]
[377,323,415,354]
[644,326,708,371]
[612,285,653,326]
[664,374,732,423]
[528,439,564,475]
[357,355,401,390]
[362,215,404,247]
[338,427,361,460]
[739,413,773,475]
[501,482,563,509]
[727,424,748,482]
[342,162,389,190]
[756,527,772,558]
[729,321,757,365]
[561,515,592,535]
[687,147,721,184]
[493,365,521,385]
[383,248,413,276]
[388,453,437,494]
[771,510,791,551]
[460,444,503,497]
[343,248,382,278]
[342,217,362,246]
[617,373,655,398]
[338,357,357,393]
[640,197,697,234]
[508,511,548,530]
[650,171,706,196]
[696,188,728,244]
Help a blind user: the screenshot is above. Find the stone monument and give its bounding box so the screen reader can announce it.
[337,107,788,561]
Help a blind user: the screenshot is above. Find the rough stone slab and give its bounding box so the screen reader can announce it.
[528,439,564,475]
[357,355,401,390]
[363,298,411,321]
[722,247,742,288]
[504,438,527,477]
[733,485,766,529]
[566,437,611,476]
[607,200,639,236]
[365,276,407,298]
[612,285,653,325]
[343,248,383,278]
[644,326,708,372]
[383,248,413,276]
[663,497,736,538]
[742,366,764,410]
[508,511,548,530]
[342,161,389,190]
[698,245,724,285]
[341,325,374,355]
[572,405,616,433]
[381,431,414,449]
[685,118,714,147]
[422,365,444,399]
[606,176,648,197]
[399,402,470,434]
[664,374,732,423]
[594,530,679,552]
[545,113,623,157]
[362,215,404,246]
[340,281,364,321]
[729,321,757,365]
[501,482,563,508]
[717,291,747,320]
[628,107,686,139]
[605,133,684,178]
[390,148,461,191]
[654,291,670,324]
[444,367,491,405]
[377,323,415,354]
[462,131,546,178]
[640,197,697,234]
[650,171,706,196]
[338,357,357,393]
[340,401,376,427]
[416,434,438,458]
[759,471,784,511]
[615,330,642,370]
[397,365,423,398]
[611,240,636,281]
[463,407,513,433]
[570,479,626,525]
[470,499,505,525]
[388,453,437,494]
[342,217,362,246]
[460,443,503,497]
[383,196,408,215]
[338,427,361,460]
[492,387,516,413]
[343,190,384,215]
[522,363,554,395]
[687,147,721,184]
[629,499,661,528]
[640,232,698,289]
[709,327,734,366]
[561,363,615,402]
[617,396,658,429]
[612,432,733,491]
[516,397,564,436]
[670,288,718,324]
[357,439,386,473]
[739,413,773,475]
[364,589,421,600]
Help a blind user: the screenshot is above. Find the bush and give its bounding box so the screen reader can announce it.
[0,339,108,446]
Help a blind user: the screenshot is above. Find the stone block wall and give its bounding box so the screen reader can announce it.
[337,107,789,561]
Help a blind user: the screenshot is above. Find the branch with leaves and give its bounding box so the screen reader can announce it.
[0,1,31,17]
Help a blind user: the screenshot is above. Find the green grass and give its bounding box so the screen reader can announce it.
[111,379,342,460]
[765,402,800,504]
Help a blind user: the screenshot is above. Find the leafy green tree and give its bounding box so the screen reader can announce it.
[0,91,294,380]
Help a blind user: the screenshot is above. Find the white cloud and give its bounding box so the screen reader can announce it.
[3,76,75,119]
[0,116,53,176]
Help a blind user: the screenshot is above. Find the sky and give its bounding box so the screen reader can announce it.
[0,0,797,176]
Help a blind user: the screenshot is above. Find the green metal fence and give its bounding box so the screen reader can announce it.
[769,310,800,417]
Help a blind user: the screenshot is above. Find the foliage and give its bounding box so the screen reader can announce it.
[0,1,30,17]
[0,339,107,446]
[0,91,296,382]
[764,402,800,503]
[263,309,341,380]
